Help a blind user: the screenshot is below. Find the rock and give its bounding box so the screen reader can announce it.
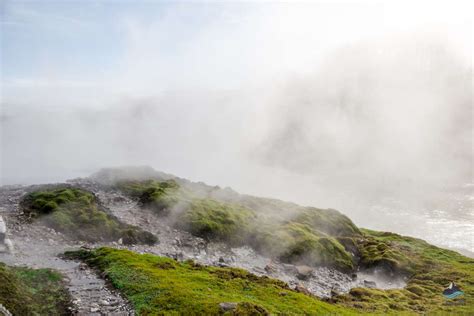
[264,262,276,273]
[78,263,88,270]
[351,273,357,280]
[363,280,377,288]
[295,265,313,280]
[330,289,341,297]
[100,299,110,306]
[282,263,296,273]
[219,302,238,312]
[218,257,225,263]
[112,196,126,202]
[4,238,14,253]
[90,307,99,313]
[294,284,312,296]
[118,238,123,245]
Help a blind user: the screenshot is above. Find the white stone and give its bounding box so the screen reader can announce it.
[0,216,6,234]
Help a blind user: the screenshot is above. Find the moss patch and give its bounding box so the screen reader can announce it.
[115,180,362,271]
[21,187,157,245]
[0,263,71,315]
[115,180,181,215]
[330,229,474,314]
[177,199,256,244]
[116,180,256,245]
[65,247,356,315]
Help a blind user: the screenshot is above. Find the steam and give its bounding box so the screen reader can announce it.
[1,1,472,250]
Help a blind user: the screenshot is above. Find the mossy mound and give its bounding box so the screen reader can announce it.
[21,187,157,245]
[115,180,181,215]
[177,198,256,244]
[251,222,356,271]
[0,263,71,315]
[65,247,356,315]
[294,207,362,237]
[116,180,257,245]
[330,229,474,314]
[115,180,362,271]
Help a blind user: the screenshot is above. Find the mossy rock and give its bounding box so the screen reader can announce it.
[330,229,474,314]
[177,198,256,244]
[21,187,157,245]
[115,179,181,215]
[294,207,362,237]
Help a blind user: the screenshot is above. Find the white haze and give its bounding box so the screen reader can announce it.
[1,1,472,250]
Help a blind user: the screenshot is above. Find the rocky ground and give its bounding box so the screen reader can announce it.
[0,180,406,315]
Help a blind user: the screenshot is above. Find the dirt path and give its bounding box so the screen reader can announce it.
[0,186,133,316]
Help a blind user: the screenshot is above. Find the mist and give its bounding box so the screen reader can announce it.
[1,1,472,251]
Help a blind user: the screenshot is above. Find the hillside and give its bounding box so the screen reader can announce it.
[0,166,472,315]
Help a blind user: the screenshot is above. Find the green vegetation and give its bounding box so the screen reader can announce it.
[177,199,256,244]
[0,263,71,315]
[330,229,474,314]
[65,247,356,315]
[111,178,473,314]
[250,208,363,271]
[21,187,157,245]
[116,180,257,245]
[251,222,356,271]
[115,180,181,215]
[115,180,362,270]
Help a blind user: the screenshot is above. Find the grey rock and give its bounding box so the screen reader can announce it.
[219,302,238,312]
[295,265,313,280]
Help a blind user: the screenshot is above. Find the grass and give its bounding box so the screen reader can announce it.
[0,263,71,315]
[106,178,474,314]
[21,187,157,245]
[65,247,357,315]
[330,229,474,314]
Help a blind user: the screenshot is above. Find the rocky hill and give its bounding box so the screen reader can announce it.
[0,166,472,315]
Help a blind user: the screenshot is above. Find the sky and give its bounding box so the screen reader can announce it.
[0,0,472,214]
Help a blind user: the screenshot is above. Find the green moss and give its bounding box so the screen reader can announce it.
[0,263,71,315]
[65,247,357,315]
[330,229,474,314]
[116,180,360,271]
[294,207,362,237]
[115,180,181,215]
[177,199,256,244]
[21,187,157,245]
[113,180,472,312]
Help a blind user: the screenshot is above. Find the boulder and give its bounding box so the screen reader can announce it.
[219,302,238,312]
[264,263,276,273]
[294,284,312,296]
[295,265,313,280]
[363,280,377,288]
